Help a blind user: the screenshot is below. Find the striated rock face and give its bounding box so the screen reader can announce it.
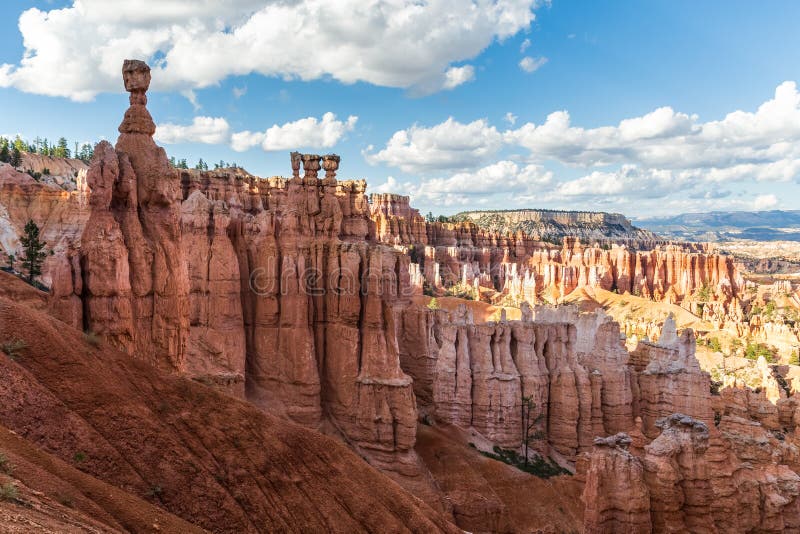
[76,60,190,371]
[633,318,714,437]
[68,61,427,497]
[582,433,651,534]
[642,414,714,533]
[400,303,634,459]
[370,201,744,328]
[79,141,134,352]
[181,190,246,396]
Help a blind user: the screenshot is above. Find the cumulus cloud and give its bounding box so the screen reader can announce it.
[554,165,692,199]
[369,81,800,213]
[372,161,553,206]
[442,66,476,90]
[155,116,230,144]
[754,193,778,210]
[259,113,358,152]
[505,81,800,182]
[0,0,544,100]
[519,56,548,73]
[363,118,503,173]
[156,112,357,152]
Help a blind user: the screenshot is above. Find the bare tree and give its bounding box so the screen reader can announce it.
[521,395,544,468]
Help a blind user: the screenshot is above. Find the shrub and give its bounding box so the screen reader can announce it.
[744,342,777,363]
[73,451,87,463]
[790,350,800,366]
[0,482,18,502]
[708,337,722,352]
[696,283,712,302]
[1,339,26,360]
[427,297,440,310]
[83,331,101,347]
[0,453,13,475]
[480,446,569,479]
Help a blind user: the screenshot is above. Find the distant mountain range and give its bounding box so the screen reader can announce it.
[452,209,658,243]
[634,210,800,242]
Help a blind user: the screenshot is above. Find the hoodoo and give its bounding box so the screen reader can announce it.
[1,58,800,533]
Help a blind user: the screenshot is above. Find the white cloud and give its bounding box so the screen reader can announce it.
[372,160,553,206]
[230,130,266,153]
[260,112,357,152]
[181,89,201,111]
[155,116,230,144]
[555,165,691,199]
[442,65,475,90]
[363,117,503,173]
[520,38,531,53]
[367,81,800,214]
[754,193,778,210]
[505,81,800,181]
[519,56,548,73]
[0,0,544,100]
[157,112,357,152]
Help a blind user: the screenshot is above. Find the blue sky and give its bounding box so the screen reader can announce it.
[1,0,799,217]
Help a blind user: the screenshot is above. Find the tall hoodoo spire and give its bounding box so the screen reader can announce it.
[119,59,156,136]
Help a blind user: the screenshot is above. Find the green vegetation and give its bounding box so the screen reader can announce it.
[744,342,777,363]
[479,445,570,479]
[789,350,799,366]
[696,283,712,302]
[0,453,13,475]
[73,451,87,463]
[20,220,48,285]
[427,297,440,310]
[707,337,722,352]
[0,135,94,163]
[424,212,455,223]
[0,482,18,502]
[444,282,476,300]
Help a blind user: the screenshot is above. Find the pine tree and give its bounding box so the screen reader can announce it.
[12,136,26,153]
[78,143,94,163]
[20,220,48,284]
[0,142,9,164]
[9,146,21,168]
[54,137,70,158]
[6,253,15,271]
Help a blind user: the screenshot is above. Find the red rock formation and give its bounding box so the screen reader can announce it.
[5,58,798,532]
[582,433,651,533]
[632,317,714,437]
[181,191,246,396]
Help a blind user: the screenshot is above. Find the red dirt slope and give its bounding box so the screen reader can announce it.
[0,423,203,533]
[0,274,459,533]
